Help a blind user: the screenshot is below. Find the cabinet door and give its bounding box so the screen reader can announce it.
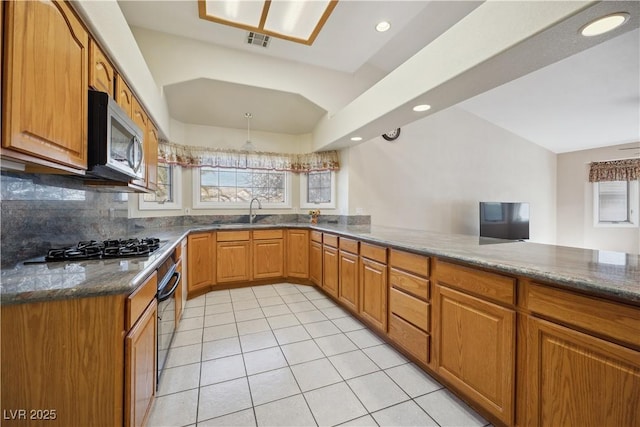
[116,75,134,117]
[187,233,214,294]
[146,123,159,191]
[339,251,359,312]
[526,317,640,427]
[3,0,88,170]
[125,299,157,427]
[253,239,284,279]
[359,258,387,332]
[322,246,339,298]
[287,229,309,278]
[433,284,515,426]
[310,241,323,286]
[89,39,114,95]
[217,241,251,283]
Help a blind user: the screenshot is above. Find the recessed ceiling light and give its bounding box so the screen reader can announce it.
[350,136,363,142]
[413,104,431,112]
[376,21,391,32]
[580,13,629,37]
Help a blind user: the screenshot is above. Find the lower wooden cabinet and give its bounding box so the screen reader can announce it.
[322,245,339,298]
[338,250,359,312]
[125,299,157,427]
[187,232,215,293]
[217,241,251,283]
[310,240,323,286]
[433,284,515,426]
[286,229,309,278]
[359,257,387,332]
[525,316,640,427]
[253,238,284,279]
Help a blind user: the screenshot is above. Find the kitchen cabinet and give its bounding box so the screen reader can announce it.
[286,229,309,279]
[522,282,640,427]
[116,74,134,117]
[322,234,339,298]
[187,232,215,296]
[433,261,515,426]
[125,296,157,427]
[146,122,159,191]
[1,295,126,426]
[217,231,251,283]
[2,0,88,173]
[253,230,284,280]
[338,238,359,312]
[359,248,387,333]
[388,249,430,365]
[89,39,114,96]
[309,231,323,286]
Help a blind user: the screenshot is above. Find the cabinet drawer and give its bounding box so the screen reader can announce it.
[388,313,429,364]
[527,283,640,347]
[389,288,429,332]
[390,250,429,277]
[253,229,283,240]
[126,271,157,330]
[217,230,250,241]
[323,234,338,248]
[390,268,429,300]
[339,237,359,254]
[361,243,387,263]
[311,231,323,243]
[436,260,515,306]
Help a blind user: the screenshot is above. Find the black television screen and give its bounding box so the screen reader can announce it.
[479,202,530,240]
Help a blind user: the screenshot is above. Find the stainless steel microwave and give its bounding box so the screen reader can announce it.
[87,90,145,182]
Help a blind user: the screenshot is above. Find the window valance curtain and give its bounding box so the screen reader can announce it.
[158,141,339,173]
[588,158,640,182]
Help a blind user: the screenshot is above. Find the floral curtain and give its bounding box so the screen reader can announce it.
[158,141,340,173]
[588,158,640,182]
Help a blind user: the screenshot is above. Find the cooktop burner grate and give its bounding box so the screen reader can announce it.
[44,237,161,262]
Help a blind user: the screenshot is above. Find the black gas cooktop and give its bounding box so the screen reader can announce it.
[43,237,161,262]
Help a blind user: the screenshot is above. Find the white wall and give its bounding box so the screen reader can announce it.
[557,143,639,254]
[347,107,557,244]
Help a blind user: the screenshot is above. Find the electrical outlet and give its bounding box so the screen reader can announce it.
[185,208,191,215]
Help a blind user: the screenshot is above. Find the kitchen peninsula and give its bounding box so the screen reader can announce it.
[2,223,639,426]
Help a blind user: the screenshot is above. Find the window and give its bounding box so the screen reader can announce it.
[300,170,336,209]
[594,180,638,227]
[139,164,182,210]
[193,167,291,208]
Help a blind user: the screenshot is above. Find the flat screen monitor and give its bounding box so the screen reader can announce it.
[479,202,530,240]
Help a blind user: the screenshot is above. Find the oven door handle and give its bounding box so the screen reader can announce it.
[157,267,181,302]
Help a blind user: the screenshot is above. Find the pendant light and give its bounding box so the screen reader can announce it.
[243,112,255,152]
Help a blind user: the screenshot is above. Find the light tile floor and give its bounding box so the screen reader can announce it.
[148,283,491,427]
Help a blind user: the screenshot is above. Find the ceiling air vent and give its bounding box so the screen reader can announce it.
[247,32,271,48]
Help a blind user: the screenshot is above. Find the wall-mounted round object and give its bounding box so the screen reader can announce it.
[382,128,401,141]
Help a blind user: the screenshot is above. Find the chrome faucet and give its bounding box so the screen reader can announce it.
[249,197,262,224]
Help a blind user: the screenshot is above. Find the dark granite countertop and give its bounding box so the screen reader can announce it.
[2,223,639,306]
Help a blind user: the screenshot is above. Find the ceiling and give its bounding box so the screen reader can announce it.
[118,0,640,152]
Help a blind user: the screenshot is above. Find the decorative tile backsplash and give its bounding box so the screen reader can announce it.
[0,173,369,267]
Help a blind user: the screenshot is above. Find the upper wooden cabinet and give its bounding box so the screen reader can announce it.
[89,39,114,96]
[286,229,309,279]
[146,123,159,191]
[2,0,88,172]
[116,75,134,117]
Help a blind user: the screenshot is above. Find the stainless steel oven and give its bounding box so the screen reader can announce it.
[156,256,181,387]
